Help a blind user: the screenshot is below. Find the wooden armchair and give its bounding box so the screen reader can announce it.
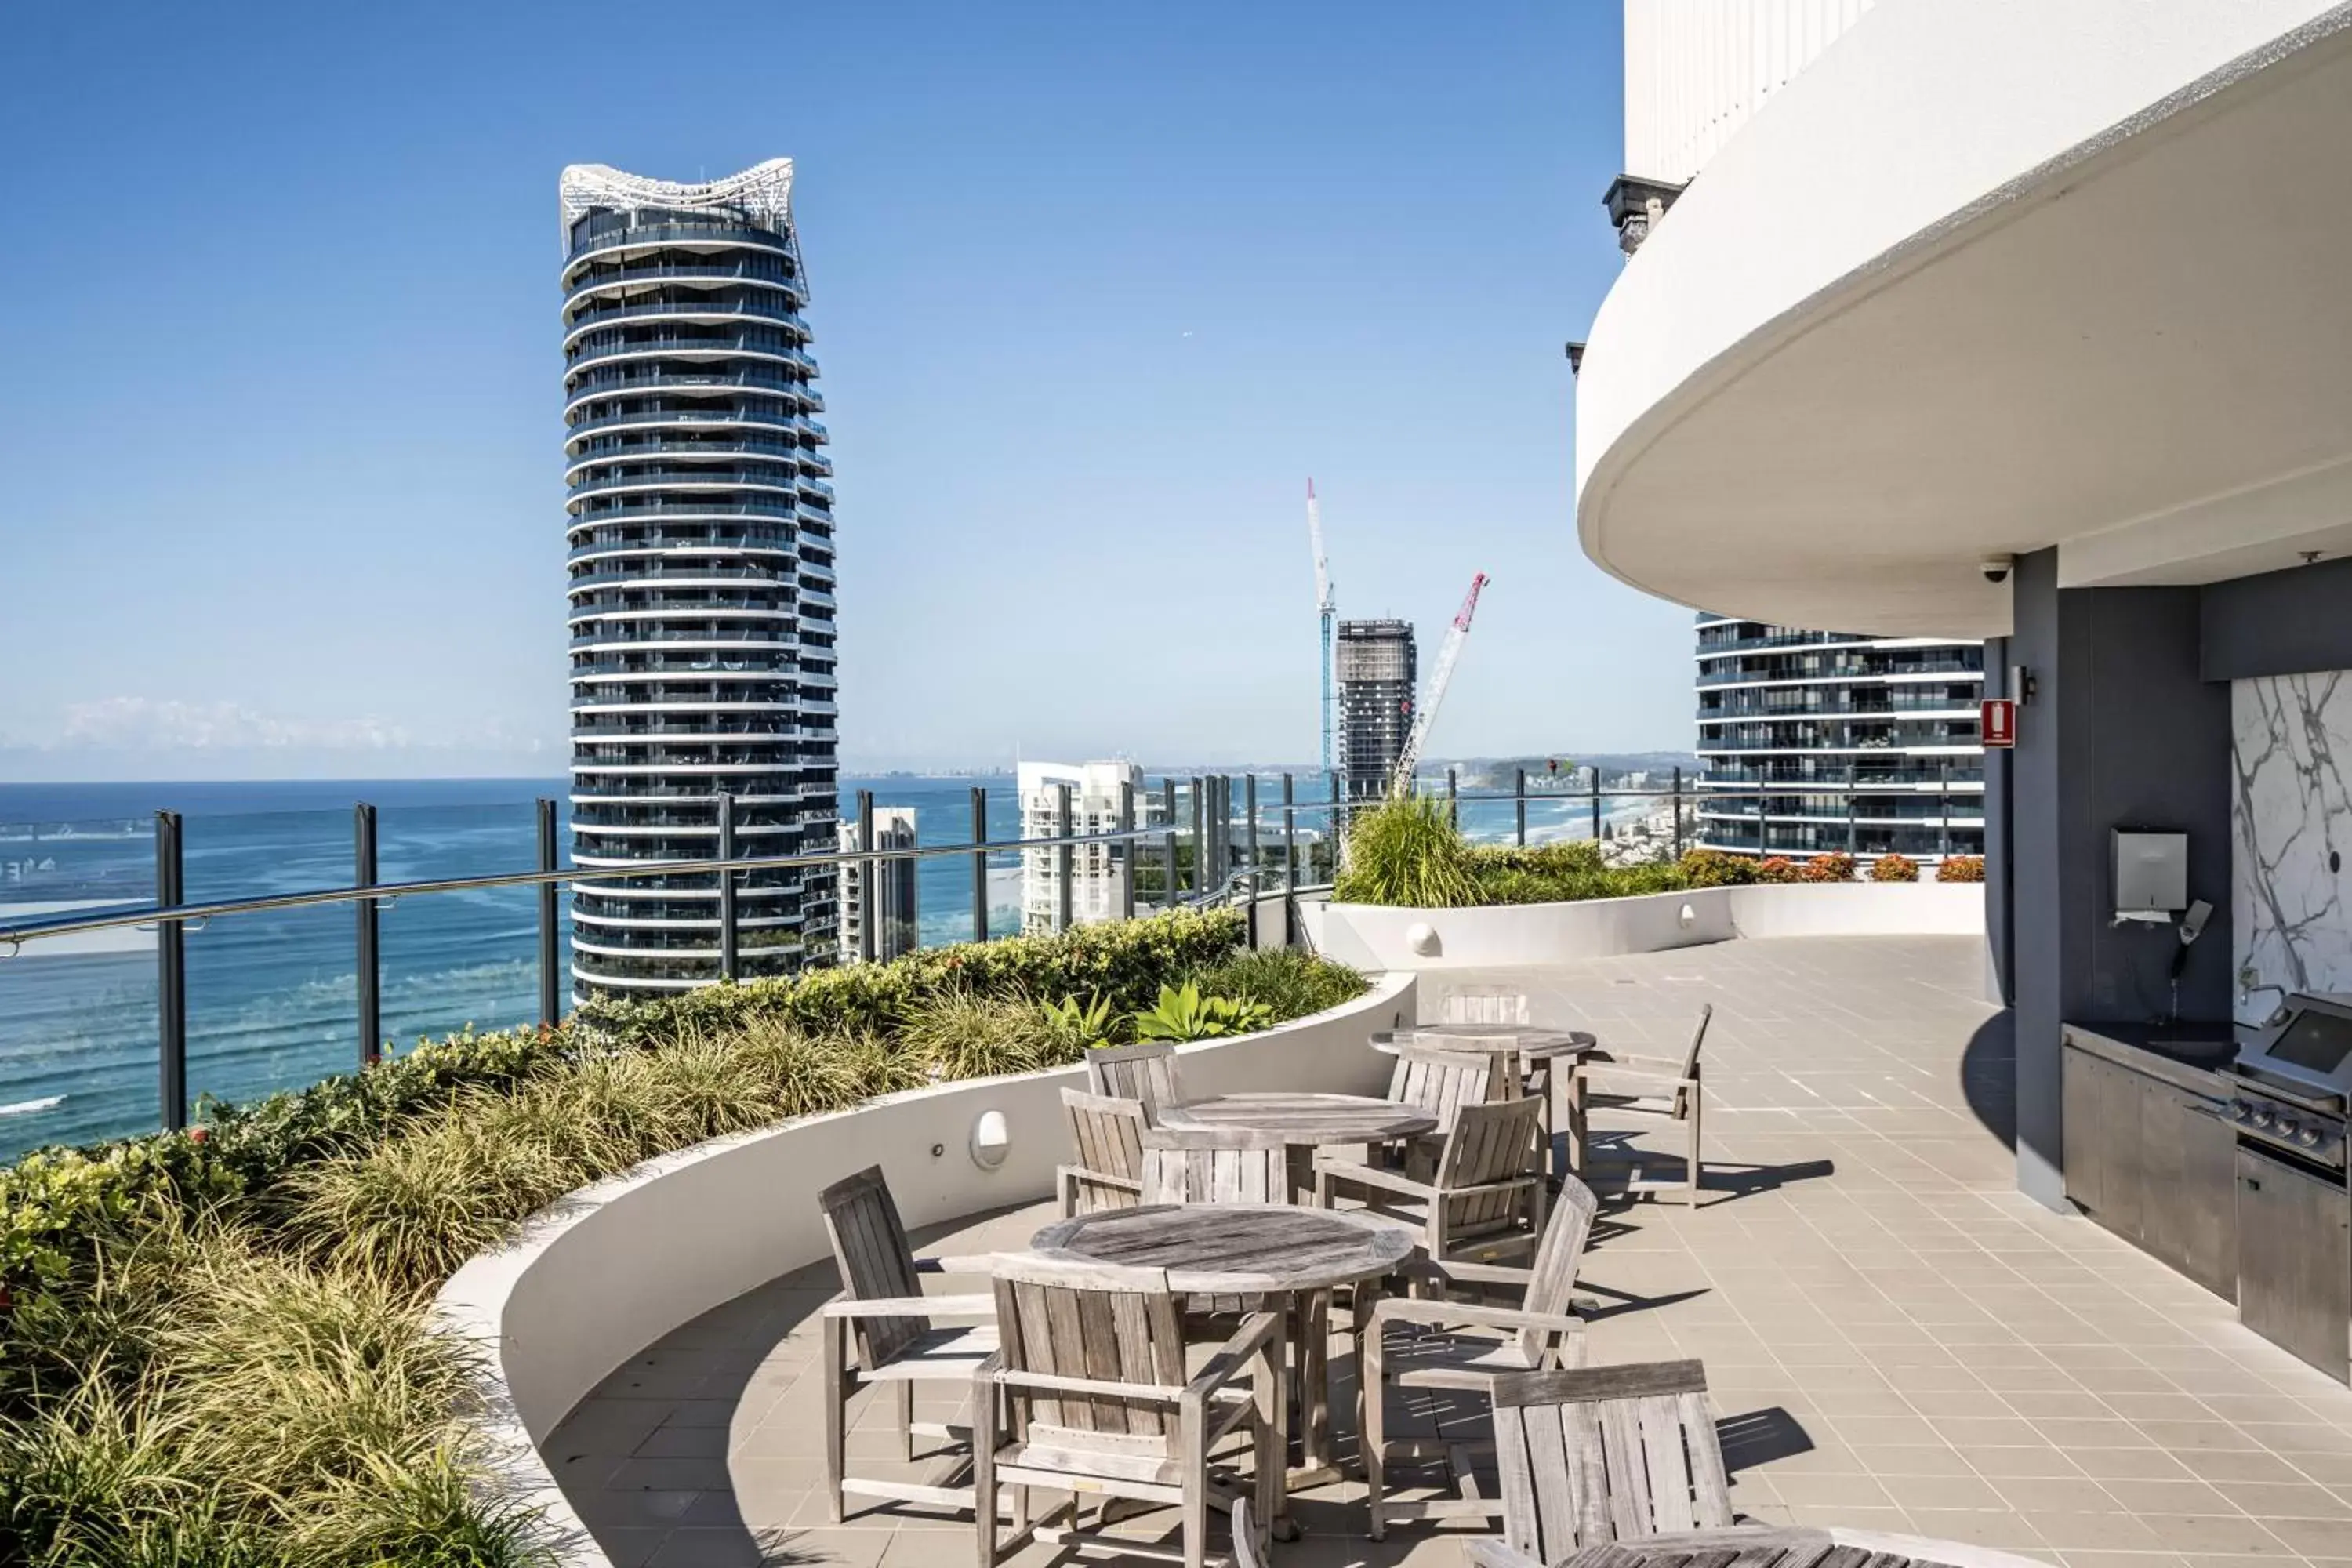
[1436,986,1532,1026]
[1357,1177,1601,1539]
[973,1254,1283,1568]
[816,1166,999,1522]
[1058,1087,1146,1216]
[1566,1004,1712,1207]
[1086,1039,1185,1125]
[1381,1042,1497,1182]
[1314,1094,1547,1269]
[1463,1359,1734,1566]
[1140,1126,1291,1205]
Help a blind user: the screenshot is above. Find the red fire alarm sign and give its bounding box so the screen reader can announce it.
[1981,698,2017,748]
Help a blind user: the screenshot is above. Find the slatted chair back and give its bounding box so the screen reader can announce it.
[1486,1359,1733,1559]
[1436,1094,1545,1238]
[1388,1044,1496,1127]
[990,1254,1189,1446]
[816,1165,924,1369]
[1438,988,1533,1026]
[1673,1004,1715,1089]
[1138,1126,1290,1205]
[1515,1174,1601,1365]
[1060,1087,1147,1211]
[1084,1040,1183,1124]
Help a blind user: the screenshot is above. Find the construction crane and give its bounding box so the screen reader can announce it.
[1306,479,1337,784]
[1389,571,1490,799]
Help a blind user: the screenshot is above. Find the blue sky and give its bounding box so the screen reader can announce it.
[0,2,1680,779]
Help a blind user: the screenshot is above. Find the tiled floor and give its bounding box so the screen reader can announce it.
[545,936,2352,1568]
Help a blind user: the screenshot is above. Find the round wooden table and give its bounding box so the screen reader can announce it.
[1368,1023,1596,1060]
[1158,1091,1439,1207]
[1032,1203,1417,1525]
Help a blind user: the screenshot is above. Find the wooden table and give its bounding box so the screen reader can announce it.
[1159,1091,1438,1198]
[1031,1203,1417,1526]
[1468,1524,2056,1568]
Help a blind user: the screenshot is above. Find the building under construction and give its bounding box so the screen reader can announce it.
[1337,619,1417,803]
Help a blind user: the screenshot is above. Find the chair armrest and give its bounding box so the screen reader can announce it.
[1423,1258,1534,1290]
[1187,1309,1283,1402]
[820,1293,995,1320]
[1370,1294,1585,1337]
[1464,1539,1544,1568]
[1573,1064,1693,1096]
[1312,1156,1436,1200]
[915,1254,1005,1277]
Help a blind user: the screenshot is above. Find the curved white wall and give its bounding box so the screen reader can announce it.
[1577,0,2352,636]
[433,973,1416,1567]
[1300,883,1983,972]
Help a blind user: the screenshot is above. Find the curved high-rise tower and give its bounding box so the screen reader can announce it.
[560,160,839,996]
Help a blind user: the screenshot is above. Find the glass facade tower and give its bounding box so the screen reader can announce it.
[560,161,839,996]
[1693,616,1984,863]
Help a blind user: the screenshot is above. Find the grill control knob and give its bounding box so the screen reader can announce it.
[2298,1125,2323,1148]
[2230,1098,2253,1122]
[2254,1109,2278,1130]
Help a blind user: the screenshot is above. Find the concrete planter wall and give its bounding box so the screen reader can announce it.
[1300,882,1984,971]
[432,971,1416,1567]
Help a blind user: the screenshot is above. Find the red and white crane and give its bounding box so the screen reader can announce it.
[1389,572,1490,799]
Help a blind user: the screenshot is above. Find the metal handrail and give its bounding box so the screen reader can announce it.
[0,819,1185,950]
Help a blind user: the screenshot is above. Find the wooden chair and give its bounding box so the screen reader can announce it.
[1433,989,1558,1155]
[1314,1094,1547,1270]
[1357,1177,1601,1540]
[816,1166,999,1522]
[1436,986,1532,1026]
[1468,1526,2058,1568]
[1086,1040,1185,1125]
[1381,1042,1497,1182]
[1566,1004,1711,1207]
[1468,1359,1735,1566]
[1140,1126,1291,1205]
[1058,1087,1146,1216]
[973,1254,1283,1568]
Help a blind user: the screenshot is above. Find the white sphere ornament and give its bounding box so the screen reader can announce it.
[1406,922,1441,956]
[969,1109,1011,1171]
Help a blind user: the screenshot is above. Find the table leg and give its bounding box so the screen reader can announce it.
[1283,1287,1343,1495]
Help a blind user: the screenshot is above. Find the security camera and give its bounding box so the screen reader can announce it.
[1981,554,2014,584]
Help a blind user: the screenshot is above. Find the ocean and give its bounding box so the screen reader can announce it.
[0,774,1644,1160]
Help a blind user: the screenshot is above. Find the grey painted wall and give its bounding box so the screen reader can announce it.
[2203,555,2352,681]
[2005,551,2234,1209]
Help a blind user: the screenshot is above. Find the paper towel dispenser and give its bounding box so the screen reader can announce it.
[2114,829,2188,922]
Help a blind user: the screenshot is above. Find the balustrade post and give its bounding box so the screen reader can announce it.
[1282,772,1298,892]
[1118,780,1136,920]
[1055,781,1074,933]
[1243,774,1258,891]
[719,791,741,980]
[1940,757,1952,859]
[1162,775,1180,910]
[854,789,874,965]
[1190,776,1205,902]
[155,811,186,1131]
[1447,767,1458,828]
[1671,767,1683,861]
[536,798,561,1027]
[970,786,989,943]
[1590,771,1602,841]
[1515,767,1526,847]
[354,802,380,1067]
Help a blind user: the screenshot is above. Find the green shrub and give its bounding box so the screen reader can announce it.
[1798,852,1856,883]
[1754,856,1802,884]
[1334,797,1481,908]
[1039,993,1118,1054]
[1188,948,1367,1019]
[0,906,1276,1563]
[1868,853,1920,883]
[1676,849,1759,887]
[1936,855,1986,884]
[1131,982,1275,1042]
[900,988,1060,1080]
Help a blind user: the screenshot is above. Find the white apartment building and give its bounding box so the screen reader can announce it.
[1018,761,1141,935]
[837,808,917,964]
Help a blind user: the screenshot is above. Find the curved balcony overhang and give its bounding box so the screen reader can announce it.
[562,376,813,423]
[568,760,800,775]
[566,473,801,504]
[561,227,795,281]
[572,879,805,899]
[565,500,800,531]
[567,608,794,629]
[568,670,793,688]
[566,409,813,447]
[1574,0,2352,638]
[567,538,796,564]
[564,445,814,484]
[561,266,805,317]
[562,301,810,351]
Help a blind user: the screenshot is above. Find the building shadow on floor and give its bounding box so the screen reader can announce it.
[1959,1007,2019,1152]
